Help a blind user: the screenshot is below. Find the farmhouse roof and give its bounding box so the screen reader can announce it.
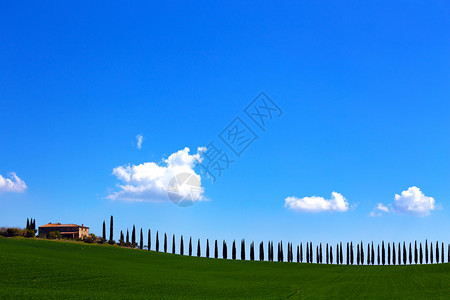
[38,222,89,229]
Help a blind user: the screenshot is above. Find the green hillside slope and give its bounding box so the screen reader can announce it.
[0,237,449,299]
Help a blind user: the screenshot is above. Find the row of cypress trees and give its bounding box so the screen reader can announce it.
[26,218,36,232]
[106,218,449,264]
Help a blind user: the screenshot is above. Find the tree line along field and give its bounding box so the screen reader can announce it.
[0,237,449,299]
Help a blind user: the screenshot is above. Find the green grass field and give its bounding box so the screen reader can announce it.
[0,237,449,299]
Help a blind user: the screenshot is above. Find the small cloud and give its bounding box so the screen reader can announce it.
[108,147,206,203]
[284,192,349,213]
[0,172,27,193]
[369,186,437,217]
[136,134,144,149]
[369,203,389,217]
[393,186,436,217]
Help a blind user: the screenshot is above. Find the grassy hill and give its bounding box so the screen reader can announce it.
[0,237,449,299]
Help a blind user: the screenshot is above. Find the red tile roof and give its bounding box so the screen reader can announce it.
[38,222,89,229]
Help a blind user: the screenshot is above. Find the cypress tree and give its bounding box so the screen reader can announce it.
[387,243,390,265]
[425,240,428,264]
[326,243,329,264]
[109,215,113,242]
[409,243,412,265]
[316,246,319,264]
[206,239,209,258]
[310,242,313,264]
[26,218,29,230]
[330,246,333,264]
[403,242,406,265]
[436,241,439,264]
[126,229,129,244]
[297,245,300,263]
[300,243,303,263]
[139,228,143,249]
[261,242,265,261]
[393,242,396,265]
[350,242,354,265]
[340,242,343,265]
[414,241,418,264]
[377,244,380,265]
[102,221,106,240]
[420,243,423,264]
[346,243,349,265]
[214,240,218,259]
[319,243,323,264]
[430,242,433,263]
[156,231,159,252]
[189,237,192,256]
[241,239,246,261]
[382,241,385,265]
[172,234,176,254]
[371,242,375,265]
[280,241,284,262]
[357,244,360,265]
[132,225,136,246]
[223,240,227,259]
[367,243,370,265]
[267,241,271,261]
[148,229,151,251]
[306,242,309,263]
[360,241,364,265]
[448,244,450,263]
[336,243,339,264]
[441,243,444,264]
[180,235,184,255]
[398,243,401,265]
[250,241,255,261]
[197,239,201,257]
[164,233,167,253]
[232,240,236,260]
[120,231,124,242]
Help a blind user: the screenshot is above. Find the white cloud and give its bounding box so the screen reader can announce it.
[369,203,389,217]
[107,147,206,203]
[284,192,349,213]
[136,134,144,149]
[0,172,27,193]
[393,186,436,216]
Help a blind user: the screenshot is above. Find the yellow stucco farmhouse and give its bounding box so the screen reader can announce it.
[38,222,89,239]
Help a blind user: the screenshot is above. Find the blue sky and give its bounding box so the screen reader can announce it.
[1,1,449,248]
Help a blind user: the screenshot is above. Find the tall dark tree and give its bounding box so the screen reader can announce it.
[164,233,167,253]
[241,239,246,261]
[102,221,106,240]
[300,243,303,263]
[336,243,340,265]
[346,243,349,265]
[268,241,271,262]
[377,244,380,265]
[139,228,143,250]
[357,244,360,265]
[381,241,385,265]
[448,244,450,263]
[425,240,429,264]
[387,243,390,265]
[436,241,439,264]
[330,246,333,264]
[403,242,407,265]
[172,234,176,254]
[409,243,412,265]
[180,235,184,255]
[26,218,29,230]
[148,229,151,251]
[350,242,354,265]
[340,242,343,265]
[441,243,444,264]
[371,242,375,265]
[419,243,423,264]
[232,240,236,260]
[120,231,124,242]
[316,246,319,264]
[126,229,129,244]
[414,241,418,264]
[223,240,227,259]
[367,243,370,265]
[197,239,201,257]
[360,241,364,265]
[250,241,255,261]
[132,225,136,246]
[319,243,323,264]
[189,237,192,256]
[310,242,313,264]
[214,240,218,259]
[430,242,433,263]
[297,245,300,263]
[109,215,114,242]
[326,244,329,264]
[398,243,401,265]
[206,239,210,258]
[393,242,396,265]
[306,243,310,263]
[156,231,159,252]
